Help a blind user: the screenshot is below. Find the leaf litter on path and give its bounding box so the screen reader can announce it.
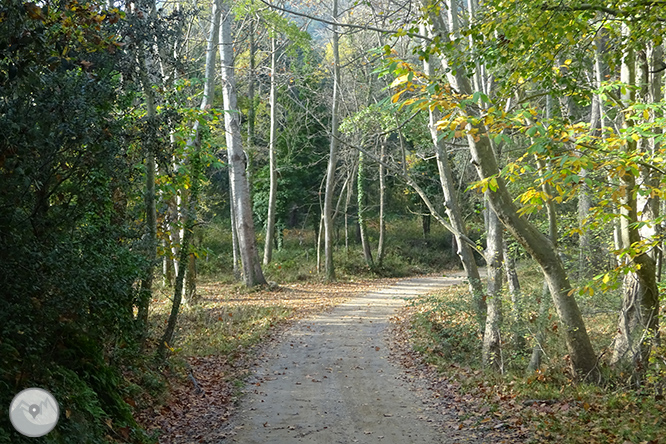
[138,278,400,444]
[140,274,529,443]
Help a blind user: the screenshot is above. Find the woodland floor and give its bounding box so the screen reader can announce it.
[138,275,529,444]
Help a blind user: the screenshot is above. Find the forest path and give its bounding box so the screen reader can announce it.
[220,274,479,444]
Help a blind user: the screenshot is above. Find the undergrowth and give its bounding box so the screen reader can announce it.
[197,216,462,283]
[406,263,666,444]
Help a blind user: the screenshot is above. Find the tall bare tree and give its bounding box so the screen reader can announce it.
[220,0,267,287]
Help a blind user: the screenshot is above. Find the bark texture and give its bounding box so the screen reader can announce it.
[483,203,503,371]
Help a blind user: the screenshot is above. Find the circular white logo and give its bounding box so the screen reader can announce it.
[9,388,60,437]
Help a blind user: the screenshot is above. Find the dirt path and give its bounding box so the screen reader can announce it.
[221,275,476,444]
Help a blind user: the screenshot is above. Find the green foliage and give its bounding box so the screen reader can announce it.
[0,1,156,441]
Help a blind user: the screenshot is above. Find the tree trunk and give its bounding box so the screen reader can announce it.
[138,78,157,332]
[247,18,256,148]
[483,202,503,371]
[503,240,520,307]
[344,167,354,257]
[230,170,241,281]
[421,21,486,326]
[422,211,430,238]
[503,239,525,351]
[323,0,340,281]
[358,150,373,267]
[134,11,161,320]
[263,35,278,266]
[317,214,324,273]
[160,149,202,359]
[468,131,596,376]
[612,35,660,370]
[377,141,386,266]
[186,247,197,302]
[220,0,266,287]
[527,143,559,371]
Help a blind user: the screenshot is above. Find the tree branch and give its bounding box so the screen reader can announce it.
[257,0,431,41]
[541,3,620,16]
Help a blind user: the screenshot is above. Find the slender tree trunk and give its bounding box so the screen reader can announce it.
[503,240,520,307]
[323,0,340,281]
[503,239,525,351]
[138,73,157,332]
[230,171,241,280]
[317,214,324,273]
[184,0,221,303]
[483,202,503,371]
[263,35,278,266]
[650,43,664,288]
[134,9,161,317]
[160,151,201,359]
[358,150,373,267]
[247,18,256,148]
[377,141,386,266]
[527,144,559,371]
[344,165,355,257]
[422,210,430,238]
[186,242,197,301]
[220,0,266,287]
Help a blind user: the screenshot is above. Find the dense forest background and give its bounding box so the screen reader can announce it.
[1,0,665,442]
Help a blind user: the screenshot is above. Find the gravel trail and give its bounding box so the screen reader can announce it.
[221,275,469,444]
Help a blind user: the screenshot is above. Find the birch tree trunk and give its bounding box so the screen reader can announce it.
[220,0,266,287]
[323,0,340,281]
[160,150,201,359]
[263,35,278,266]
[230,185,241,280]
[247,18,256,147]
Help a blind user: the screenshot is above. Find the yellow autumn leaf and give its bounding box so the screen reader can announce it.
[391,89,406,103]
[390,74,409,88]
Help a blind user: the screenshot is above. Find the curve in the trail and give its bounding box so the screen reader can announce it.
[221,275,466,444]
